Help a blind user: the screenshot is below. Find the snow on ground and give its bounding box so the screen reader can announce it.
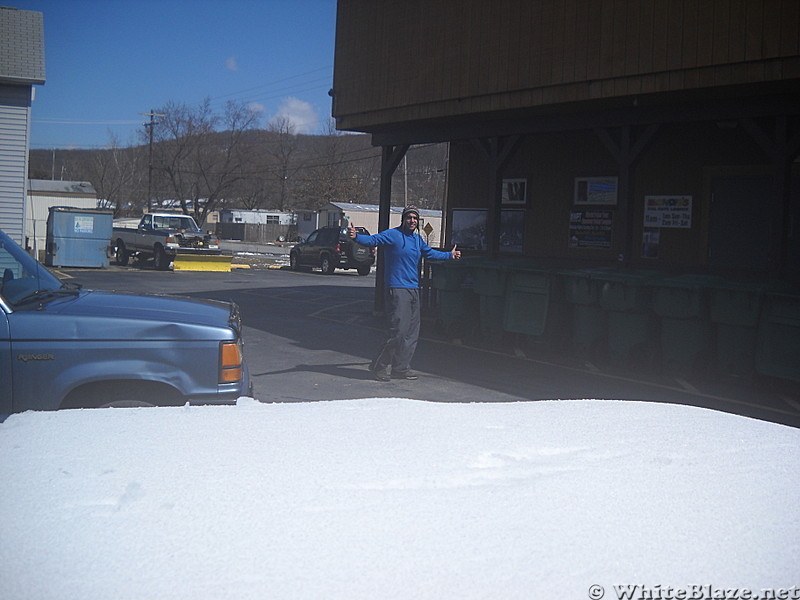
[1,398,798,600]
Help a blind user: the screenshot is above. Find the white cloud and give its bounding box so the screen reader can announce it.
[226,56,239,71]
[248,102,266,114]
[271,97,318,134]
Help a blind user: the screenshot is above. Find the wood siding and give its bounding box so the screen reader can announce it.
[333,0,800,130]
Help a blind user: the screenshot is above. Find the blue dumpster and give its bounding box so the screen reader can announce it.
[45,207,113,268]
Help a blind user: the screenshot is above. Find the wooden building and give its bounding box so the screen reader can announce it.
[332,0,799,279]
[332,0,800,383]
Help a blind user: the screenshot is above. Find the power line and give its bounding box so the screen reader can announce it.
[207,65,332,104]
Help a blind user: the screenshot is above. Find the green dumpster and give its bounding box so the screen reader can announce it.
[503,266,551,336]
[473,261,508,340]
[709,278,774,379]
[429,259,479,337]
[594,270,662,368]
[502,265,568,353]
[559,268,608,358]
[429,257,477,291]
[755,291,800,384]
[650,274,713,378]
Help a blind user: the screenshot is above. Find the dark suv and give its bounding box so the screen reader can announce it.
[289,226,375,275]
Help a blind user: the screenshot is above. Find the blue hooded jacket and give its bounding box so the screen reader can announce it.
[354,227,452,289]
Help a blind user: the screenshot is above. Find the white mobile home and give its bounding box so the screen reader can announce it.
[318,202,444,247]
[219,209,294,226]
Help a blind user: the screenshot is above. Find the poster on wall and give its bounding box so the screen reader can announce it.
[569,210,613,248]
[574,176,618,205]
[501,178,527,205]
[643,195,692,228]
[451,209,487,251]
[500,209,524,254]
[641,229,661,258]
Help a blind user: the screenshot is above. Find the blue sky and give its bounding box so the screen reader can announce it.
[11,0,337,149]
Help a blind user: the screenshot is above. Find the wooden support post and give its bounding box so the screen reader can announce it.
[374,144,410,312]
[740,116,800,277]
[594,124,659,263]
[471,135,523,258]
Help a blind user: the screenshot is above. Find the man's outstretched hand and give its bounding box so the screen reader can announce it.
[451,244,461,259]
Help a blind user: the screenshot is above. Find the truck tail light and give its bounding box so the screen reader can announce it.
[219,341,243,383]
[335,242,343,254]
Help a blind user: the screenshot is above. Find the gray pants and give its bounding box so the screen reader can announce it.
[373,288,420,374]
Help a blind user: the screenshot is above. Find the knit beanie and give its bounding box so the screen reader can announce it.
[401,205,420,220]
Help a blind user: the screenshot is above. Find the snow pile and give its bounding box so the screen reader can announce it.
[1,398,798,599]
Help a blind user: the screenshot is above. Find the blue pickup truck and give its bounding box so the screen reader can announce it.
[0,228,251,415]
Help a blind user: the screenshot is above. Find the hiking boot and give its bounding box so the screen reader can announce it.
[371,363,391,382]
[391,370,418,380]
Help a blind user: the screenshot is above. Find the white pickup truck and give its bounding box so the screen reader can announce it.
[112,213,221,270]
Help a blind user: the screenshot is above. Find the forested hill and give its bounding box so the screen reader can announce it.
[28,131,448,219]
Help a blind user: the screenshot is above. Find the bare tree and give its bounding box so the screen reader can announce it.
[83,135,145,217]
[264,116,300,211]
[292,120,379,209]
[150,99,259,225]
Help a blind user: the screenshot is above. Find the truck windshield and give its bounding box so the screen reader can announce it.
[0,230,66,307]
[152,216,199,231]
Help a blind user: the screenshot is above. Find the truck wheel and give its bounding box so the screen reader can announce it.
[357,264,371,276]
[153,245,169,270]
[289,252,299,271]
[99,400,157,408]
[321,255,335,274]
[115,240,129,266]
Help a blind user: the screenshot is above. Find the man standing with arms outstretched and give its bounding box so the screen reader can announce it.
[349,205,462,381]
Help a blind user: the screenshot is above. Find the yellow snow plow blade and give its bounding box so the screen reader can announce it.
[172,253,233,272]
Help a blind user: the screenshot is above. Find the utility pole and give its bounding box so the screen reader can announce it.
[141,110,165,211]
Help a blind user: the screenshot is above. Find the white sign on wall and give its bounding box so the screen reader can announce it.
[643,195,692,228]
[73,216,95,234]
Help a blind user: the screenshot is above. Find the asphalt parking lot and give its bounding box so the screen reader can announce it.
[58,254,800,429]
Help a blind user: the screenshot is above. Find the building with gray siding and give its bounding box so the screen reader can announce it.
[0,6,46,244]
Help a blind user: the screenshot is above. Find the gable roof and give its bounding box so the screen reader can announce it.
[0,6,46,85]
